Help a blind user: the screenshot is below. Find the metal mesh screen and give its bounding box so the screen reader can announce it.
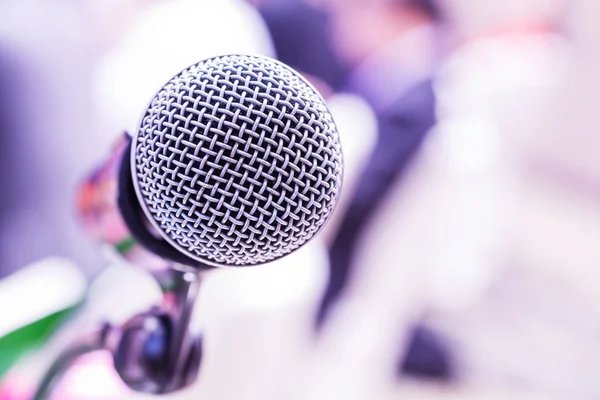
[132,55,343,267]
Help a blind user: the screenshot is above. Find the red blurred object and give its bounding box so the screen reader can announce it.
[76,133,132,247]
[75,133,168,270]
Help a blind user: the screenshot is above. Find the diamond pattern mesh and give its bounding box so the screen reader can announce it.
[133,55,343,266]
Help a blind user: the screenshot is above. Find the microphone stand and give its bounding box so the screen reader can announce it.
[32,324,112,400]
[32,264,204,399]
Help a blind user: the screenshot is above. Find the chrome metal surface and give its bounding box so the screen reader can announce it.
[111,266,204,394]
[132,55,343,267]
[33,267,204,398]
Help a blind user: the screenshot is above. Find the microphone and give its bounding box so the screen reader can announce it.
[88,54,343,395]
[118,54,343,269]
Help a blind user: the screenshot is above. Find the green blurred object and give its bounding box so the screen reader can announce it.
[115,236,137,254]
[0,304,81,380]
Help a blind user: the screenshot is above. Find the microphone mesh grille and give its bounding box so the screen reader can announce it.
[133,55,342,267]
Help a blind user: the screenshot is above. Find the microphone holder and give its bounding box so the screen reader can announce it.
[33,265,204,399]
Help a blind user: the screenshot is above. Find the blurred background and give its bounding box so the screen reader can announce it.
[0,0,599,398]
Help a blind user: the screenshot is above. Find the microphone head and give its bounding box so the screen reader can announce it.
[132,55,343,268]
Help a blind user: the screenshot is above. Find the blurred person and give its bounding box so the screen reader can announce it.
[313,0,454,382]
[311,0,600,397]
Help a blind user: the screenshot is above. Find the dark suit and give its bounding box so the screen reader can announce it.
[258,0,347,91]
[317,79,453,380]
